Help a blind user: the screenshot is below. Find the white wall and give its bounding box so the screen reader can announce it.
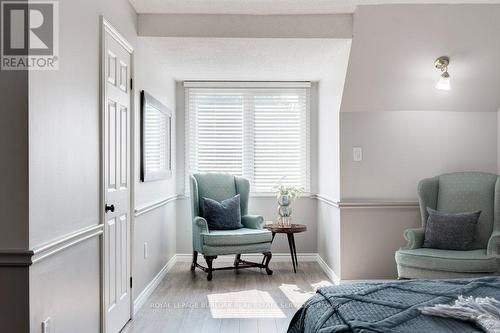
[28,0,137,331]
[338,111,497,279]
[340,111,498,200]
[133,38,177,299]
[316,42,351,279]
[342,5,500,113]
[30,238,101,333]
[176,197,318,255]
[175,81,320,255]
[138,14,353,38]
[27,1,177,332]
[28,0,137,249]
[498,109,500,174]
[334,4,500,279]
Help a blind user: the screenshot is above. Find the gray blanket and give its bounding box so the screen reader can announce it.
[287,277,500,333]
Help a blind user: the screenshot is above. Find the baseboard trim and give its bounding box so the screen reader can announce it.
[133,254,177,315]
[132,252,341,314]
[175,252,319,263]
[316,255,341,284]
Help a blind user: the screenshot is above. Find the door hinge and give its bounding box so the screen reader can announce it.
[130,277,133,289]
[130,78,133,90]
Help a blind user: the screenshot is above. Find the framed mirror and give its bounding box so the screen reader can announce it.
[140,90,172,182]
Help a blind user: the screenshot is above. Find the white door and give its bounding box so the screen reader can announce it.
[102,20,132,333]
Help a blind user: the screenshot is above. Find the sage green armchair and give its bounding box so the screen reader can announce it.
[396,172,499,279]
[190,173,273,280]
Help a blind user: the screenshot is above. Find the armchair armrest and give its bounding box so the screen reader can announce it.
[192,216,209,253]
[402,228,425,250]
[487,231,500,256]
[241,215,265,229]
[194,216,209,233]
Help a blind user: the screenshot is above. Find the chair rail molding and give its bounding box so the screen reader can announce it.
[313,194,419,209]
[134,194,183,217]
[313,194,340,207]
[31,224,104,264]
[0,249,34,266]
[0,224,104,266]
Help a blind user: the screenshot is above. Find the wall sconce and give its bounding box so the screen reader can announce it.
[435,56,451,91]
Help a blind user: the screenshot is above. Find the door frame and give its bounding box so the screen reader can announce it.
[99,16,135,333]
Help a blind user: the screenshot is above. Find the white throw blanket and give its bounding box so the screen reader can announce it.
[420,296,500,333]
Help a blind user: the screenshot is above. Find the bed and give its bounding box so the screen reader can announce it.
[288,277,500,333]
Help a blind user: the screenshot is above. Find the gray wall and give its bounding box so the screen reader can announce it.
[0,69,29,249]
[0,3,30,326]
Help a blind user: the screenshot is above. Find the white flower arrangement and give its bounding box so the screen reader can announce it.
[273,178,304,201]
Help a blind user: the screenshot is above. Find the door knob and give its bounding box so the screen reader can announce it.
[105,204,115,213]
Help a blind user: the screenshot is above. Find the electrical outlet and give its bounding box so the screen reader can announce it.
[353,147,363,162]
[144,242,148,259]
[42,317,51,333]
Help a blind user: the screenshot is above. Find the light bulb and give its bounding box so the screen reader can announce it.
[435,71,451,91]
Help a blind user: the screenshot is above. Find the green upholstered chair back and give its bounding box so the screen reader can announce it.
[190,173,250,219]
[418,172,499,249]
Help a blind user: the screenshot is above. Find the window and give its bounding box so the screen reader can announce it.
[185,82,310,193]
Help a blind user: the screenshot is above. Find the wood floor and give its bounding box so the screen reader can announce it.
[122,261,333,333]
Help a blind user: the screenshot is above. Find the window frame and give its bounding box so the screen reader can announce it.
[184,81,311,195]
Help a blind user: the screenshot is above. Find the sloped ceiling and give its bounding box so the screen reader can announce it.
[341,4,500,112]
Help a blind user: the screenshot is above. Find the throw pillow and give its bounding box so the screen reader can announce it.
[422,207,480,251]
[202,194,243,230]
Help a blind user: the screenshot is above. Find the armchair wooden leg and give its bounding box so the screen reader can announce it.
[234,254,241,268]
[204,255,216,281]
[263,251,273,275]
[191,251,198,271]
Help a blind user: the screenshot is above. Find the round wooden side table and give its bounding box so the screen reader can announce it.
[264,223,307,273]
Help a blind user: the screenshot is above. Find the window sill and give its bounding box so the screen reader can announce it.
[181,192,313,198]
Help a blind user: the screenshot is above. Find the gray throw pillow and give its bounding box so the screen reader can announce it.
[202,194,243,230]
[422,207,480,251]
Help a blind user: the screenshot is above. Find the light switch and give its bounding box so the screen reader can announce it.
[144,242,148,259]
[353,147,363,162]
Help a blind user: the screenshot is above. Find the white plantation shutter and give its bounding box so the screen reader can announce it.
[185,82,310,193]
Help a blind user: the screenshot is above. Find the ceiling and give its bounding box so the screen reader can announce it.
[138,38,350,81]
[130,0,500,14]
